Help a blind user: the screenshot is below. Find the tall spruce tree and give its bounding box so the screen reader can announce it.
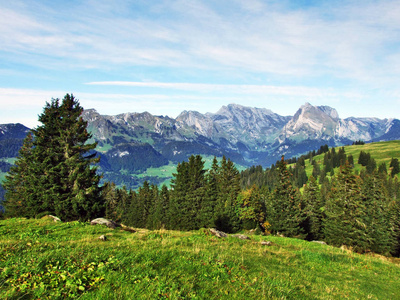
[3,94,103,221]
[168,155,206,230]
[214,156,241,232]
[267,156,305,238]
[303,175,324,241]
[324,162,367,252]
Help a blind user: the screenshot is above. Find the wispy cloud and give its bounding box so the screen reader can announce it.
[86,81,351,99]
[1,0,400,125]
[1,0,400,81]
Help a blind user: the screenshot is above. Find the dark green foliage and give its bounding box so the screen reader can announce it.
[347,154,354,167]
[235,185,266,230]
[360,173,394,254]
[266,156,305,238]
[169,155,207,230]
[303,176,324,241]
[152,185,170,229]
[3,94,103,221]
[324,162,369,252]
[312,161,321,179]
[366,158,377,174]
[214,156,241,232]
[358,151,371,166]
[378,162,388,174]
[390,158,400,177]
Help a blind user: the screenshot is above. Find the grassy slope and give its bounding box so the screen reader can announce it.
[1,218,399,299]
[295,140,400,179]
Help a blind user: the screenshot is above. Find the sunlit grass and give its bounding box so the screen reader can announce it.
[1,218,399,299]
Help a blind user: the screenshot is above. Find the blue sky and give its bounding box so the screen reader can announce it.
[1,0,400,128]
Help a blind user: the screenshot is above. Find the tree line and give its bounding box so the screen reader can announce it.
[1,94,400,257]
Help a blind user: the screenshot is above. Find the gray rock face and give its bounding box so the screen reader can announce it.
[90,218,119,229]
[232,234,251,240]
[209,228,228,238]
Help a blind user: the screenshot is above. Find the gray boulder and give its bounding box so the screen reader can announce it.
[209,228,228,238]
[232,234,250,240]
[91,218,119,229]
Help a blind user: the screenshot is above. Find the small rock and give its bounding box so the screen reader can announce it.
[232,234,250,240]
[261,241,273,246]
[91,218,119,229]
[209,228,228,238]
[99,235,107,241]
[312,240,327,245]
[42,215,61,222]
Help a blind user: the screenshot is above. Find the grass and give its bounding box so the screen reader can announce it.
[297,140,400,180]
[1,218,399,299]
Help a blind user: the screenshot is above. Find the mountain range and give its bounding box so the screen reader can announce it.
[1,102,399,188]
[82,102,399,167]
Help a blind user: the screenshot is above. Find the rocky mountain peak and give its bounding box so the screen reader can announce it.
[282,103,339,141]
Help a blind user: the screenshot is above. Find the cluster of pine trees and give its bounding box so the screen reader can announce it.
[239,148,400,256]
[102,155,242,233]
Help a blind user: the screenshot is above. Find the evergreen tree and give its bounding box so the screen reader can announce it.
[347,154,354,167]
[267,156,305,238]
[312,161,321,179]
[390,158,400,177]
[366,158,377,174]
[324,162,367,252]
[3,133,36,217]
[235,185,266,230]
[3,94,102,220]
[153,185,170,229]
[200,157,219,228]
[360,173,393,254]
[378,162,387,175]
[168,155,206,230]
[303,176,324,240]
[214,156,241,232]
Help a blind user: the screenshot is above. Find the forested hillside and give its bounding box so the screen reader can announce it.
[93,141,400,257]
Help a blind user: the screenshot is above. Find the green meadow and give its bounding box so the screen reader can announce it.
[299,140,400,179]
[1,218,399,299]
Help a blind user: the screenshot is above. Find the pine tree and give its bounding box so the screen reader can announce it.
[303,176,324,240]
[153,185,170,229]
[390,158,400,177]
[3,94,102,220]
[235,185,266,230]
[168,155,206,230]
[360,173,393,254]
[3,133,36,217]
[200,157,219,228]
[214,156,241,232]
[324,162,367,252]
[267,156,305,238]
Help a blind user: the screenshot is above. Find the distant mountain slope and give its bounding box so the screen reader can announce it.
[82,102,399,169]
[0,123,30,158]
[0,103,399,190]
